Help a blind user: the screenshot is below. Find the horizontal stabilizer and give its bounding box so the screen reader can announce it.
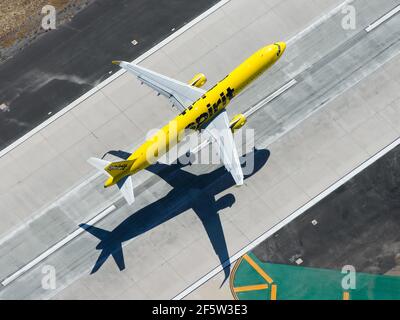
[88,157,136,205]
[88,158,112,177]
[117,176,135,205]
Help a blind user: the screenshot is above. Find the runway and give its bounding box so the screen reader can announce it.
[0,0,399,299]
[0,0,218,149]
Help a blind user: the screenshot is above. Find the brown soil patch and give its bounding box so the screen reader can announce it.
[0,0,93,61]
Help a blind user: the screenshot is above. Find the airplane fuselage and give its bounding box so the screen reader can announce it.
[105,43,286,187]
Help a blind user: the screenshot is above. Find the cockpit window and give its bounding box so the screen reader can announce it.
[274,43,281,57]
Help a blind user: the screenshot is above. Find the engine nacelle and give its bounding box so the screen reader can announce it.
[229,114,247,133]
[188,73,207,88]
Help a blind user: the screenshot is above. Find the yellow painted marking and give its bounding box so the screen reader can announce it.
[243,254,274,284]
[234,284,269,293]
[343,291,350,300]
[271,284,277,300]
[230,257,243,300]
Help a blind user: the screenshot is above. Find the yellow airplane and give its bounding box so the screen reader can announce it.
[89,42,286,204]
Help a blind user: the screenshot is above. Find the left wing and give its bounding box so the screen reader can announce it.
[202,111,244,185]
[113,61,205,112]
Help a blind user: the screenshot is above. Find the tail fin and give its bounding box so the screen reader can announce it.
[87,157,136,205]
[88,158,135,178]
[104,160,135,178]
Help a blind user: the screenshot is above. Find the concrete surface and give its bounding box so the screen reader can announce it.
[0,0,399,299]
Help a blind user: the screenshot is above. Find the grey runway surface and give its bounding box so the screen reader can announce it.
[1,0,400,299]
[252,144,400,274]
[0,0,218,149]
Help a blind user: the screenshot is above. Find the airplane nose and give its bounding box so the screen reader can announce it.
[275,42,286,57]
[279,42,286,55]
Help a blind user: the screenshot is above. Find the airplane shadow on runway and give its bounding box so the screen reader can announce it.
[80,148,270,286]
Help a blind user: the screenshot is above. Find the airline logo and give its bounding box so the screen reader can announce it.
[186,87,235,130]
[108,164,128,171]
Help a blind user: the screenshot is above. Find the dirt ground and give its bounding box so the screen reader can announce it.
[0,0,93,62]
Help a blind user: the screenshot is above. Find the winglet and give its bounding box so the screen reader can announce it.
[112,60,121,65]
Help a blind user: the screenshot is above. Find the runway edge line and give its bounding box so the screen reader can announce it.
[244,79,297,118]
[365,4,400,32]
[1,205,117,286]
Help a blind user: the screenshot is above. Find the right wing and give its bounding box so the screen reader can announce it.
[202,111,244,186]
[114,61,205,112]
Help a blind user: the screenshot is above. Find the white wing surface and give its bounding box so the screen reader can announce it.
[203,111,244,185]
[114,61,205,112]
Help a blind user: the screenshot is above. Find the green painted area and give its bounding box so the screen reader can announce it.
[232,253,400,300]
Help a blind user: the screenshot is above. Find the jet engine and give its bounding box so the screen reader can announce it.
[229,114,247,133]
[188,73,207,88]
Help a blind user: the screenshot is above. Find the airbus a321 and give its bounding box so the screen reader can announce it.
[88,42,286,204]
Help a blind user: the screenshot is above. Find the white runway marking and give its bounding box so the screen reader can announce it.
[244,79,297,118]
[365,4,400,32]
[1,205,116,287]
[286,0,351,45]
[0,0,232,159]
[173,136,400,300]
